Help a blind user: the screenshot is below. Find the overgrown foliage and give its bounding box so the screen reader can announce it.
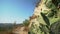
[29,0,60,34]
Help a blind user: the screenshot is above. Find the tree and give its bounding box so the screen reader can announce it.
[22,19,30,26]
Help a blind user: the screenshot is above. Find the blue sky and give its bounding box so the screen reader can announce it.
[0,0,37,23]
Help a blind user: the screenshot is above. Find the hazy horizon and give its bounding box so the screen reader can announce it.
[0,0,37,23]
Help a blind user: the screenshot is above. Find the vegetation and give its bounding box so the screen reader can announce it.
[29,0,60,34]
[0,0,60,34]
[22,19,30,26]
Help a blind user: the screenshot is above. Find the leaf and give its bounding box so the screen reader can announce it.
[41,12,50,26]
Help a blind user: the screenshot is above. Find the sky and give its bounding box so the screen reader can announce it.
[0,0,37,24]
